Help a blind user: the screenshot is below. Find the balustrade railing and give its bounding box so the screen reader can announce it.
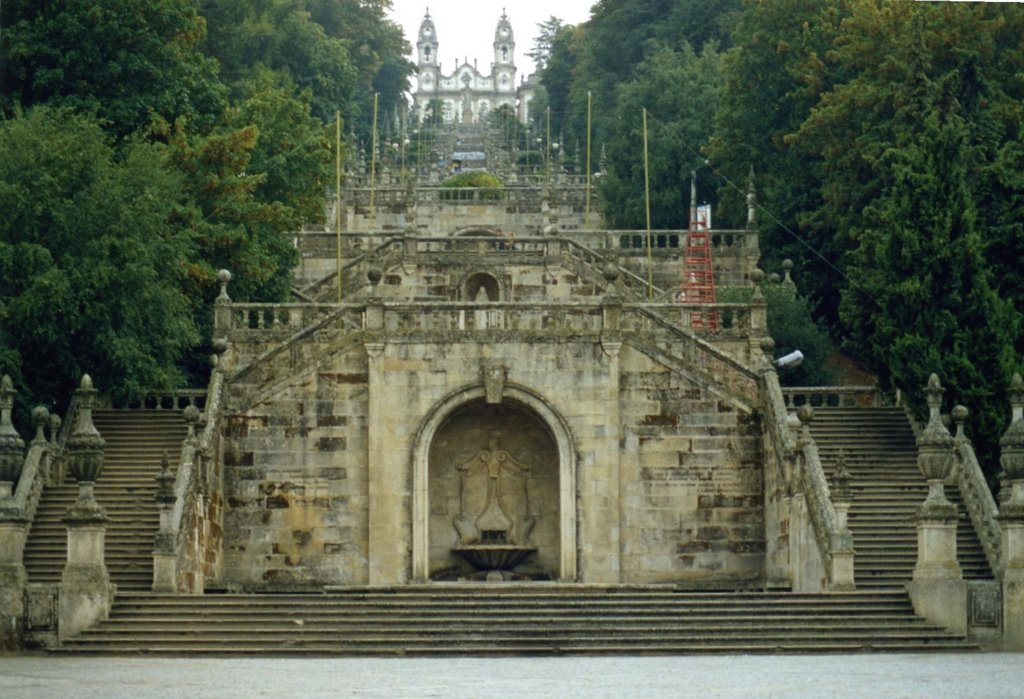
[161,368,224,592]
[955,439,1002,577]
[107,390,207,411]
[781,386,886,408]
[299,237,403,301]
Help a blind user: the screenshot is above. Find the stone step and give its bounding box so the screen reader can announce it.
[806,407,994,585]
[23,409,188,591]
[56,590,975,654]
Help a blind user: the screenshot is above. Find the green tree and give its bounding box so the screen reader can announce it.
[228,70,332,226]
[0,108,199,406]
[793,1,1023,474]
[0,0,226,137]
[764,284,836,387]
[600,41,722,229]
[527,17,566,72]
[708,0,850,324]
[200,0,357,123]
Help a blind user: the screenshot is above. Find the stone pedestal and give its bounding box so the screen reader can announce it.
[1001,517,1024,649]
[907,374,966,634]
[907,514,966,634]
[828,524,855,591]
[1000,373,1024,648]
[0,517,28,649]
[59,489,115,641]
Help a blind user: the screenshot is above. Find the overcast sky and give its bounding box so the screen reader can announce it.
[387,0,596,78]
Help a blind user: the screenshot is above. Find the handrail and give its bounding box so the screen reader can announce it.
[764,368,851,588]
[955,438,1002,577]
[628,305,759,381]
[799,435,845,573]
[299,237,404,300]
[761,369,799,473]
[12,442,50,526]
[561,238,659,300]
[165,367,224,592]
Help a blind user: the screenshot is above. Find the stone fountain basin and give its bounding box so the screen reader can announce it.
[453,544,537,571]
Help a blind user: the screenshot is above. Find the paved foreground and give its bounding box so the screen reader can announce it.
[0,654,1021,698]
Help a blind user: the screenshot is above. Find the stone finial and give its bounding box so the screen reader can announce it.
[602,260,620,285]
[796,404,814,448]
[916,374,956,516]
[154,451,176,506]
[951,404,969,444]
[750,269,766,303]
[48,412,62,442]
[31,406,50,446]
[367,267,383,287]
[768,272,781,285]
[1000,373,1024,482]
[832,450,853,504]
[65,375,105,485]
[759,336,776,356]
[781,259,796,291]
[183,404,201,446]
[0,375,25,485]
[216,269,232,303]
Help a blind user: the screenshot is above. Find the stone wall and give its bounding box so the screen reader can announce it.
[217,329,764,588]
[618,345,764,587]
[221,348,370,590]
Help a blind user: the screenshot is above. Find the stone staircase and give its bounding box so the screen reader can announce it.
[807,407,993,589]
[22,409,187,593]
[57,587,974,654]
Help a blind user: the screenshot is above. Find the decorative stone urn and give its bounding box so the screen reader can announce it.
[64,375,106,517]
[1000,373,1024,517]
[0,375,25,495]
[916,374,956,519]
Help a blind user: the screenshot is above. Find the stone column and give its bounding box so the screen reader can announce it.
[907,374,966,634]
[829,450,856,591]
[364,270,402,584]
[586,267,621,583]
[59,375,115,641]
[151,452,178,593]
[748,270,767,360]
[213,269,232,339]
[999,373,1024,649]
[0,375,27,649]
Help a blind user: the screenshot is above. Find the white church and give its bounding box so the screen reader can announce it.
[412,9,538,124]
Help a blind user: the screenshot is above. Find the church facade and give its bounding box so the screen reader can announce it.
[412,10,535,124]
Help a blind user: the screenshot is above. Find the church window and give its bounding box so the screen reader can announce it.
[501,47,508,62]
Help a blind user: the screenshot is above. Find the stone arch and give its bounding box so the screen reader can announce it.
[464,271,500,301]
[411,383,577,582]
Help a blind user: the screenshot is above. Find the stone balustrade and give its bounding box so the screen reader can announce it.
[228,303,354,334]
[781,386,886,408]
[107,390,207,411]
[154,367,225,594]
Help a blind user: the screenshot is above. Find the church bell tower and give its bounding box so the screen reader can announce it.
[493,9,515,95]
[415,10,440,118]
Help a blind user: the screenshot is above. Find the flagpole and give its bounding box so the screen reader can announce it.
[585,90,592,227]
[643,108,653,301]
[369,93,379,222]
[336,111,343,303]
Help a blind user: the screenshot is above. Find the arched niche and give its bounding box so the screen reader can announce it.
[411,384,577,582]
[464,272,500,301]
